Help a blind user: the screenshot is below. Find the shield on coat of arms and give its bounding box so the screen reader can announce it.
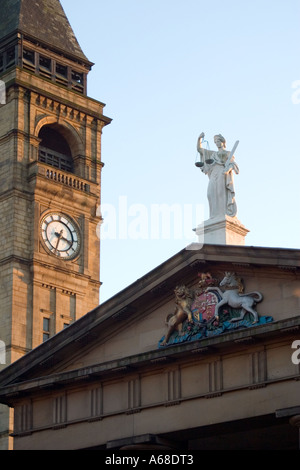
[191,290,221,323]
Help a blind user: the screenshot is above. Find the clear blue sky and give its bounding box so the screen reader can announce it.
[61,0,300,303]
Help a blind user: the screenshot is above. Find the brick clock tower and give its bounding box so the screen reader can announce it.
[0,0,111,448]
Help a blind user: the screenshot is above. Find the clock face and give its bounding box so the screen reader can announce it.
[40,213,81,259]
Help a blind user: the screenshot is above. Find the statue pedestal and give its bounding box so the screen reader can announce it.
[195,215,249,246]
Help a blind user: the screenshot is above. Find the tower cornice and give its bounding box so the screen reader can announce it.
[2,70,112,125]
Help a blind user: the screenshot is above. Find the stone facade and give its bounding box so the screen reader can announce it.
[0,57,111,354]
[0,245,299,450]
[0,1,111,449]
[1,0,299,453]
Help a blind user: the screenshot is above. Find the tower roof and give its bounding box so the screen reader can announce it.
[0,0,89,62]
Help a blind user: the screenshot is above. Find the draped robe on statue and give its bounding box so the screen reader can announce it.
[200,148,239,219]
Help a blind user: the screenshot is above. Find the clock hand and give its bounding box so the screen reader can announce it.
[54,230,64,254]
[60,235,72,246]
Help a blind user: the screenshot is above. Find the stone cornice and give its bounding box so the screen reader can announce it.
[3,70,112,125]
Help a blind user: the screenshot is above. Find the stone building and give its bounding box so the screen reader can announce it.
[0,0,111,449]
[0,244,300,450]
[0,0,300,452]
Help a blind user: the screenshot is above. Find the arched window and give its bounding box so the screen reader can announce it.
[38,126,74,173]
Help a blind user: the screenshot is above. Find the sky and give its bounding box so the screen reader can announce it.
[61,0,300,303]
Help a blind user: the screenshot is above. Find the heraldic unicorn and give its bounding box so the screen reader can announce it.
[208,271,263,324]
[159,272,273,348]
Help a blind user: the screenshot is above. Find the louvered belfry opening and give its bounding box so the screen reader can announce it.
[38,126,74,173]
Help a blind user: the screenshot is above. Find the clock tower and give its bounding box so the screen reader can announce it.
[0,0,111,448]
[0,0,111,371]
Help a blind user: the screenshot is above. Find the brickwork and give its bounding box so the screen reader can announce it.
[0,8,111,447]
[0,70,108,347]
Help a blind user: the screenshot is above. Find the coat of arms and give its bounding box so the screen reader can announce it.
[192,290,220,323]
[158,272,273,348]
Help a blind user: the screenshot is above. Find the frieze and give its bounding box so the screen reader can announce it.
[158,272,273,348]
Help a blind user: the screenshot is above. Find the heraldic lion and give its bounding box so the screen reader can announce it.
[161,285,194,346]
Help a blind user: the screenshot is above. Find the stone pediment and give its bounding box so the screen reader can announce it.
[0,244,299,390]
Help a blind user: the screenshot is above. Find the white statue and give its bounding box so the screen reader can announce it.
[196,133,239,219]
